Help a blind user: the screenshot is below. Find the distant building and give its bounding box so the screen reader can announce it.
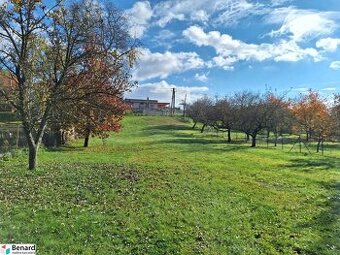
[124,98,170,114]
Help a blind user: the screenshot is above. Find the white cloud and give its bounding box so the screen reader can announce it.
[133,48,205,81]
[183,25,321,69]
[152,30,177,49]
[154,30,176,41]
[330,61,340,70]
[191,10,209,23]
[195,73,209,82]
[292,87,309,92]
[153,0,266,27]
[125,1,153,38]
[208,56,236,70]
[272,40,321,62]
[270,0,292,7]
[267,7,339,42]
[316,38,340,52]
[126,80,209,105]
[153,0,202,27]
[124,1,340,45]
[321,87,337,91]
[213,0,267,25]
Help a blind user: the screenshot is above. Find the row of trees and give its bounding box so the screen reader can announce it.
[0,0,137,169]
[187,90,339,150]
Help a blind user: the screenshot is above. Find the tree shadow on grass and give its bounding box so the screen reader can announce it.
[161,138,226,145]
[45,145,86,153]
[143,124,191,134]
[144,124,227,140]
[283,156,340,171]
[296,182,340,254]
[151,139,251,155]
[143,124,260,153]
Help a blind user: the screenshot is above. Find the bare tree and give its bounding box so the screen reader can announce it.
[233,91,274,147]
[265,94,293,146]
[213,98,235,143]
[187,97,215,132]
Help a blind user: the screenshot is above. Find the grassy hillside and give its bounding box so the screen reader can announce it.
[0,116,339,254]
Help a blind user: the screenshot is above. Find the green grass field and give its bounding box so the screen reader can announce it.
[0,116,339,254]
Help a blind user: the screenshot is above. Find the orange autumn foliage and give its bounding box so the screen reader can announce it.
[292,90,333,140]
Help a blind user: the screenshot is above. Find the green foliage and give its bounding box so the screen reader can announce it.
[0,116,339,254]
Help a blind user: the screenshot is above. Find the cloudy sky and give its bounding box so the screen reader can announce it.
[115,0,340,105]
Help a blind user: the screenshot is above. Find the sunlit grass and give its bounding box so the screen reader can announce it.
[0,116,339,254]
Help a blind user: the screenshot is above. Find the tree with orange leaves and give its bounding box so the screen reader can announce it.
[49,30,135,147]
[292,90,333,152]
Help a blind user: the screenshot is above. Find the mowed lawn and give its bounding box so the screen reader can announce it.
[0,116,339,255]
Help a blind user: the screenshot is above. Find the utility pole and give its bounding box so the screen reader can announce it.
[146,97,150,115]
[182,94,187,117]
[170,88,176,116]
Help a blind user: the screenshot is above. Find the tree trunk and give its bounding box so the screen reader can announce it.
[200,124,206,133]
[316,138,321,153]
[267,130,270,138]
[22,123,45,170]
[251,134,257,147]
[55,130,62,147]
[28,144,37,170]
[306,131,309,142]
[246,133,250,142]
[227,129,231,143]
[192,122,197,129]
[274,133,278,147]
[61,131,66,145]
[84,131,90,147]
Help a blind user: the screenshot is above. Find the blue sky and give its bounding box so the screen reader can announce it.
[114,0,340,104]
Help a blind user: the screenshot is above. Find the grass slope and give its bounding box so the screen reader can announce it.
[0,116,339,254]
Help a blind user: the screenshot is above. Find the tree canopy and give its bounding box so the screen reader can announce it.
[0,0,138,169]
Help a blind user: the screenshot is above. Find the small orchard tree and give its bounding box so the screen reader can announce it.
[330,94,340,141]
[233,91,274,147]
[266,94,293,146]
[291,90,330,143]
[72,94,128,148]
[213,98,235,143]
[187,97,215,132]
[57,33,135,147]
[313,109,333,152]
